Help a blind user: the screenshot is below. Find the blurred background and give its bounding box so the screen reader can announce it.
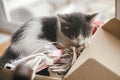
[0,0,115,55]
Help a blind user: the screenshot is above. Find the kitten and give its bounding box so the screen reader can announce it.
[0,12,97,68]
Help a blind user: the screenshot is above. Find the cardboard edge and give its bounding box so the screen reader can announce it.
[0,68,61,80]
[65,58,120,80]
[102,18,120,39]
[34,75,61,80]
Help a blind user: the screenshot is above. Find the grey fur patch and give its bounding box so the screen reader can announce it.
[38,17,58,42]
[58,12,96,39]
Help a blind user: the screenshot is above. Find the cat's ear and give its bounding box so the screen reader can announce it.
[57,14,67,23]
[86,13,98,21]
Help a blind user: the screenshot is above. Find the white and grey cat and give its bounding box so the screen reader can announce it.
[0,12,97,68]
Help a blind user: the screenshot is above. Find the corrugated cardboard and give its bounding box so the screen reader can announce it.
[34,75,61,80]
[0,68,61,80]
[102,18,120,39]
[0,68,13,80]
[65,59,120,80]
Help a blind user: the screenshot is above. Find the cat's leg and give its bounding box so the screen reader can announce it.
[0,47,19,68]
[83,37,91,48]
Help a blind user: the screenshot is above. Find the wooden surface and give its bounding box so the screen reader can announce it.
[0,41,9,57]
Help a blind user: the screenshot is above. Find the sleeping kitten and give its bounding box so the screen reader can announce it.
[0,12,97,68]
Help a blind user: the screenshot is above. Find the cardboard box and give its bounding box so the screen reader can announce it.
[1,1,120,80]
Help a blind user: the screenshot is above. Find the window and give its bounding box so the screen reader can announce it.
[0,0,115,33]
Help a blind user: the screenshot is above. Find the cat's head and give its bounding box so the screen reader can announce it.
[57,12,98,48]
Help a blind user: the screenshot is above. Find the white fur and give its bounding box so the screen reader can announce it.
[75,35,91,47]
[11,19,50,58]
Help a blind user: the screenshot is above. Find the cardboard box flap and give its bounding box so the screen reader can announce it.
[65,59,120,80]
[102,18,120,39]
[0,68,13,80]
[0,69,61,80]
[34,75,61,80]
[65,26,120,79]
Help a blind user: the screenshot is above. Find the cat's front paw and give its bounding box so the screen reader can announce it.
[82,38,91,48]
[83,42,90,48]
